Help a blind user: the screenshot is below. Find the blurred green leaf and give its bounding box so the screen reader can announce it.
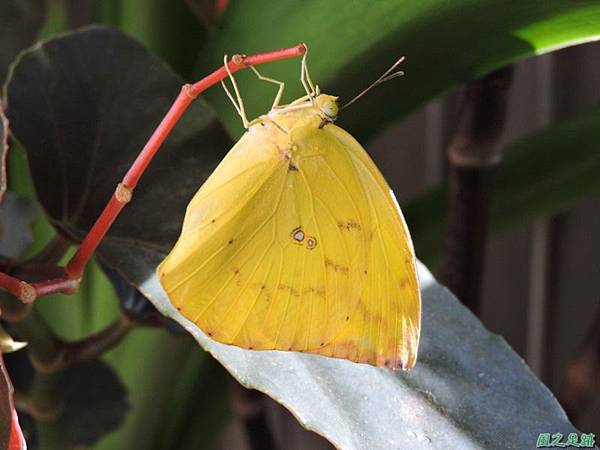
[100,0,208,78]
[197,0,600,140]
[104,249,581,450]
[96,330,214,450]
[0,0,45,85]
[184,0,230,28]
[157,352,230,450]
[405,105,600,266]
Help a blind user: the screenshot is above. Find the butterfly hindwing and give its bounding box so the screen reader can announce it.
[313,124,421,369]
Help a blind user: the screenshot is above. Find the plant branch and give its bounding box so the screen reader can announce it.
[6,298,132,373]
[229,380,277,450]
[57,315,133,369]
[442,66,514,314]
[558,303,600,422]
[0,44,306,300]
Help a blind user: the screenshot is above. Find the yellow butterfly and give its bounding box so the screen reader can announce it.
[157,50,421,370]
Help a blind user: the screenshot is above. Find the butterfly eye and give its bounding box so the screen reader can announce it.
[316,95,339,120]
[323,101,337,118]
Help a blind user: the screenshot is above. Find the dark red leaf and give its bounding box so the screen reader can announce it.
[0,102,7,203]
[0,353,26,450]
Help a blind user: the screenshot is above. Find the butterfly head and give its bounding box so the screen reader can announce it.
[315,94,339,122]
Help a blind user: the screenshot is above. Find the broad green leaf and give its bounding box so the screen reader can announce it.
[405,105,600,266]
[156,352,230,450]
[100,0,207,79]
[100,241,581,450]
[196,0,600,140]
[184,0,230,28]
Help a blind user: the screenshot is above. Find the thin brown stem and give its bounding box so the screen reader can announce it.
[9,305,132,373]
[558,304,600,422]
[229,380,276,450]
[57,315,133,369]
[442,66,514,314]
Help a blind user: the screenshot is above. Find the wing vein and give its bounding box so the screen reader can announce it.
[298,168,330,348]
[168,172,285,292]
[220,170,288,342]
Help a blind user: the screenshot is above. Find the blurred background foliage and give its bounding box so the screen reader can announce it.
[0,0,599,448]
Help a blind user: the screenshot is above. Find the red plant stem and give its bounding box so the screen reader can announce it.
[32,278,80,297]
[0,272,25,300]
[0,44,306,299]
[61,43,305,280]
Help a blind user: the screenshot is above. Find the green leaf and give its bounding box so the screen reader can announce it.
[196,0,600,139]
[156,352,230,450]
[184,0,231,28]
[405,105,600,266]
[4,25,231,250]
[101,245,581,450]
[102,0,208,78]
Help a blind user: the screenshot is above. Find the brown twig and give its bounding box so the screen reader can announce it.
[558,303,600,422]
[229,381,276,450]
[5,304,133,373]
[57,316,133,369]
[442,66,514,314]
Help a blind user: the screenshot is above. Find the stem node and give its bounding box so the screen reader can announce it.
[20,281,37,304]
[115,183,133,204]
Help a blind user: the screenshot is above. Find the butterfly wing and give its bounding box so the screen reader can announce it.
[312,124,421,370]
[158,118,372,351]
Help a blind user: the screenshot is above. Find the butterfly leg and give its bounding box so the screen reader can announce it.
[300,46,319,101]
[248,65,285,110]
[220,54,250,128]
[4,44,306,298]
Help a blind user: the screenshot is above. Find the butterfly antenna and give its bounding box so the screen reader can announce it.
[340,56,405,111]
